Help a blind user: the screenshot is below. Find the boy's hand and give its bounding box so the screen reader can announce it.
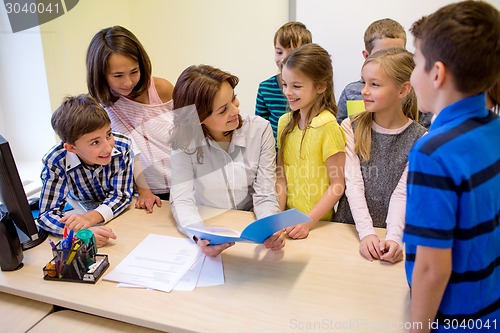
[263,230,285,251]
[196,239,234,258]
[89,226,117,248]
[285,221,314,239]
[359,234,383,261]
[379,240,403,263]
[135,189,162,213]
[60,213,95,230]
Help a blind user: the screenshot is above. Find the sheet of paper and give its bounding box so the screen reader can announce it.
[104,234,201,292]
[173,254,205,291]
[196,255,224,287]
[116,283,153,289]
[113,253,225,291]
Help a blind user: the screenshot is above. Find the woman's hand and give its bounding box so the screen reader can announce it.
[196,239,235,257]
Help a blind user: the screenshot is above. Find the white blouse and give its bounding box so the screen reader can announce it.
[170,114,279,236]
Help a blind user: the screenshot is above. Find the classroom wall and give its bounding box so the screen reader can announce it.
[1,0,499,179]
[0,0,289,177]
[295,0,500,99]
[0,20,54,170]
[40,0,289,114]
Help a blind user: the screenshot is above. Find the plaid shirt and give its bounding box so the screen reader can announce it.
[37,132,134,236]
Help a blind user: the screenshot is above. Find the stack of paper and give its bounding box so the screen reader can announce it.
[104,234,224,292]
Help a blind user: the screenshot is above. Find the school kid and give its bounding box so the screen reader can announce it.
[38,95,134,248]
[170,65,284,257]
[403,2,500,332]
[256,22,312,141]
[277,43,346,239]
[86,25,174,213]
[336,19,406,124]
[335,48,426,263]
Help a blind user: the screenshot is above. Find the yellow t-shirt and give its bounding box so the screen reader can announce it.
[277,110,346,221]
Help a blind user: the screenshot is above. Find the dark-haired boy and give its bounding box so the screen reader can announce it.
[38,94,134,247]
[403,1,500,332]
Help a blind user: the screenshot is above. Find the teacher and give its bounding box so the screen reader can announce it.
[170,65,284,257]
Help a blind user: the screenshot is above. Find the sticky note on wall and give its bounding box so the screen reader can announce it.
[346,100,365,117]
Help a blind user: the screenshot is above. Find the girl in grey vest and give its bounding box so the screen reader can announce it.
[335,48,426,263]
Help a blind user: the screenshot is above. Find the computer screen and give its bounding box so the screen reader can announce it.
[0,135,47,250]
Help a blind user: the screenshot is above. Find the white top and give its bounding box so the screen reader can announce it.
[341,118,413,247]
[170,114,279,235]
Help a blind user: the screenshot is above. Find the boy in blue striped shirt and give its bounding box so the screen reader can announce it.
[38,94,134,247]
[403,2,500,332]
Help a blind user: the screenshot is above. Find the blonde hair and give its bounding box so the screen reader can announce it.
[279,43,337,156]
[364,18,406,54]
[353,48,418,161]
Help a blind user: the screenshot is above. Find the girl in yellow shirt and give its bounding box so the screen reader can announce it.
[277,43,346,239]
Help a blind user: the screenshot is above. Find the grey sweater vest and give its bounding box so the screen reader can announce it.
[335,121,426,228]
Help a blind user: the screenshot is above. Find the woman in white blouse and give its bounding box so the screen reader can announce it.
[170,65,285,257]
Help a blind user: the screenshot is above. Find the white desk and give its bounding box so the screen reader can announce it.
[0,202,410,333]
[0,291,52,333]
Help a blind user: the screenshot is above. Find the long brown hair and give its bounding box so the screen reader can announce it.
[353,48,417,161]
[278,43,337,156]
[171,65,242,163]
[86,26,152,107]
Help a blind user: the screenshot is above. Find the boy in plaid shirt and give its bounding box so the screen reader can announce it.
[38,94,134,247]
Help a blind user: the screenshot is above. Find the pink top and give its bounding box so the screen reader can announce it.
[106,77,174,194]
[341,118,413,247]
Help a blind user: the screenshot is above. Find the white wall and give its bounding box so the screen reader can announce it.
[0,0,289,180]
[39,0,289,114]
[2,0,499,181]
[0,14,54,179]
[128,0,289,115]
[296,0,500,99]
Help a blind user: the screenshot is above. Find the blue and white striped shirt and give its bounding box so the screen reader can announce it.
[37,132,134,236]
[404,94,500,329]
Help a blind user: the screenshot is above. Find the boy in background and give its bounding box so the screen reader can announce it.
[336,18,406,123]
[38,94,134,247]
[403,2,500,332]
[256,21,312,141]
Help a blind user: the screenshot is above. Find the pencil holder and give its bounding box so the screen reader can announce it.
[43,236,109,284]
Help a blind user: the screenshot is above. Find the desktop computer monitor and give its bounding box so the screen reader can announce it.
[0,135,48,250]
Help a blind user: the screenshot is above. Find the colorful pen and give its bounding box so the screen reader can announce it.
[59,241,81,278]
[48,238,57,250]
